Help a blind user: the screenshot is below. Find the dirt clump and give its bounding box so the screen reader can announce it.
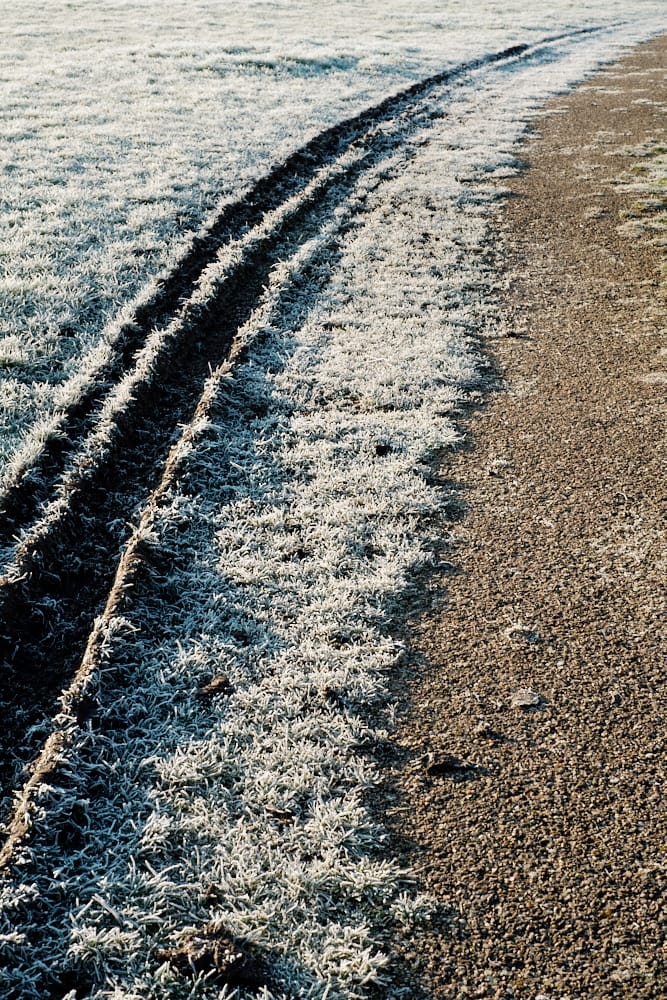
[156,926,272,990]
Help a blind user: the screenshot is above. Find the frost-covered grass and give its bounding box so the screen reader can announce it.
[0,0,665,481]
[620,145,667,256]
[2,4,667,999]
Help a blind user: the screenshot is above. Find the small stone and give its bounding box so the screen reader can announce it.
[504,623,540,644]
[487,457,511,476]
[510,688,541,709]
[473,720,503,741]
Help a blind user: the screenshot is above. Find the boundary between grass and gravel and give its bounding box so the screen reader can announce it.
[1,22,665,1000]
[0,27,619,824]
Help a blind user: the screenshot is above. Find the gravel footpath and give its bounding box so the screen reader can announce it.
[386,34,666,1000]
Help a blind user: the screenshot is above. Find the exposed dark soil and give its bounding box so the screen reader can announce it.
[386,34,666,1000]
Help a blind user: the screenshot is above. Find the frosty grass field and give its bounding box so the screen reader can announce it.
[0,2,665,997]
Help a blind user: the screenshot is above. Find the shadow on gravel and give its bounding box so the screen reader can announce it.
[360,256,510,991]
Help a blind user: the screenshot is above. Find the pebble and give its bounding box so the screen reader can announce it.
[510,688,541,709]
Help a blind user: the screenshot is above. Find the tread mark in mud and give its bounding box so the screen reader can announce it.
[0,28,606,821]
[0,27,600,542]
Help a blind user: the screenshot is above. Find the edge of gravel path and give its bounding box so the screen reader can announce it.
[383,34,667,1000]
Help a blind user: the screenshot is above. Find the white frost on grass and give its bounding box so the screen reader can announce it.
[0,0,665,483]
[3,38,666,997]
[2,11,667,1000]
[618,145,667,248]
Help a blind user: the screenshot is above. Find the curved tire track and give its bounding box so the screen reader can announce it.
[0,28,599,545]
[0,29,605,830]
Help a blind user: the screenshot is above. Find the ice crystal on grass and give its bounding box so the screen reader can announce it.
[0,2,663,486]
[619,144,667,255]
[1,4,667,999]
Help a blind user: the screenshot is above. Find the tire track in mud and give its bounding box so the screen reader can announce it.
[0,28,599,547]
[0,29,605,828]
[0,50,519,549]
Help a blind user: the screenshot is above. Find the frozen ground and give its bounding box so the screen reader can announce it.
[0,3,666,998]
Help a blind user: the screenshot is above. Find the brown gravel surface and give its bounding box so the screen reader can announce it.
[387,35,667,1000]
